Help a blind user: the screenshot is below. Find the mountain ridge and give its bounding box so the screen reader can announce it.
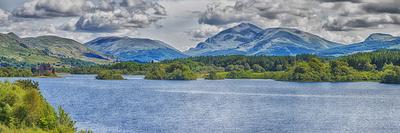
[85,37,187,63]
[186,23,343,56]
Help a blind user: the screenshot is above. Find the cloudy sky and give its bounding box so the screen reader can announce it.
[0,0,399,51]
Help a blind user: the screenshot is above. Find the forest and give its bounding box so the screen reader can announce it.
[2,50,400,84]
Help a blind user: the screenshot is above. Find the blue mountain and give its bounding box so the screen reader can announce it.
[85,37,187,63]
[186,23,343,56]
[318,33,400,57]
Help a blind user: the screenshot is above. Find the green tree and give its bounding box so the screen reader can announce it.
[381,64,400,84]
[96,70,125,80]
[252,64,265,73]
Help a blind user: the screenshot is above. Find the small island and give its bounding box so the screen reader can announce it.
[145,63,197,80]
[96,70,125,80]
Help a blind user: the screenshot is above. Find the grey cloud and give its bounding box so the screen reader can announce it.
[13,0,166,18]
[198,3,254,25]
[362,1,400,14]
[318,0,362,3]
[73,0,166,32]
[199,0,314,25]
[187,24,222,38]
[198,0,318,27]
[0,9,10,25]
[13,0,85,18]
[323,15,400,31]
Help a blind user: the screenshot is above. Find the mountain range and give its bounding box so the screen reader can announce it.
[1,23,400,65]
[85,37,187,63]
[0,32,108,66]
[317,33,400,57]
[186,23,343,56]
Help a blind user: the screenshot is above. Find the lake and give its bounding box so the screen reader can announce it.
[1,74,400,133]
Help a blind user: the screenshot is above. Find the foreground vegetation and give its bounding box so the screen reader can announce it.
[0,80,80,132]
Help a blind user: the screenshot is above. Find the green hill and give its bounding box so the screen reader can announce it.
[0,33,110,67]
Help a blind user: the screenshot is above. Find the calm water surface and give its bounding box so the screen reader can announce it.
[1,74,400,133]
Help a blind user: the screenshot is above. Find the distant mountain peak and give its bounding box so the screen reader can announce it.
[86,36,187,62]
[365,33,395,42]
[230,23,263,33]
[235,23,261,29]
[187,23,342,56]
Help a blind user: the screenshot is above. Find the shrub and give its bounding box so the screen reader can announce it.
[96,70,125,80]
[0,80,77,132]
[205,71,225,80]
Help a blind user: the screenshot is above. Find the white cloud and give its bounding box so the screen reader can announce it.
[0,9,10,25]
[13,0,85,18]
[187,24,223,38]
[72,0,166,32]
[75,11,120,31]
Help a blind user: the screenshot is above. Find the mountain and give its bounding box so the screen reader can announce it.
[85,37,187,62]
[0,32,109,66]
[318,33,400,57]
[186,23,343,56]
[21,36,108,61]
[186,23,263,56]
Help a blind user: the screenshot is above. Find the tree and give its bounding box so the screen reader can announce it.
[205,71,225,80]
[252,64,265,73]
[145,65,166,80]
[330,61,353,76]
[286,58,331,81]
[381,64,400,84]
[96,70,124,80]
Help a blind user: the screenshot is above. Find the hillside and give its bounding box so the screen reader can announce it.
[318,33,400,57]
[86,37,187,63]
[0,33,109,67]
[186,23,343,56]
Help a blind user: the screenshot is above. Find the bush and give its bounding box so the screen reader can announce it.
[0,80,77,132]
[145,65,166,80]
[205,71,225,80]
[0,67,32,77]
[145,63,197,80]
[226,71,252,79]
[381,64,400,84]
[252,64,265,73]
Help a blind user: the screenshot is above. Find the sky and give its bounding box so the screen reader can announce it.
[0,0,400,51]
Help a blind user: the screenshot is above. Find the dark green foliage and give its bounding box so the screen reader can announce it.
[340,50,400,71]
[59,58,96,67]
[64,50,400,83]
[205,71,225,80]
[283,58,332,82]
[252,64,265,72]
[164,63,197,80]
[226,71,253,79]
[96,70,125,80]
[145,65,167,80]
[170,55,317,71]
[0,57,33,68]
[381,64,400,84]
[0,67,32,77]
[225,65,245,71]
[145,63,197,80]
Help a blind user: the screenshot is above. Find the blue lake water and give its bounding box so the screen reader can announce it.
[1,74,400,133]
